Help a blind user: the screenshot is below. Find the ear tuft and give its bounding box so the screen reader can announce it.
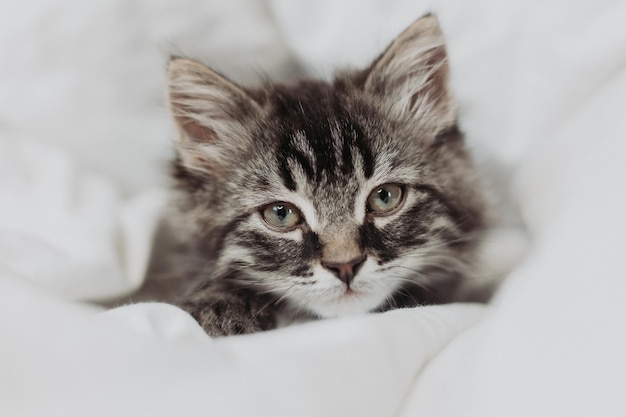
[167,58,260,173]
[364,15,455,128]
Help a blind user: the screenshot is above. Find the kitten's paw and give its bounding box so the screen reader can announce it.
[180,290,277,337]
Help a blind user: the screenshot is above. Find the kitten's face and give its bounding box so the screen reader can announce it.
[167,15,485,317]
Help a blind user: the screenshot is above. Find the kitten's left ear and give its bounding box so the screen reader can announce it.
[364,14,456,128]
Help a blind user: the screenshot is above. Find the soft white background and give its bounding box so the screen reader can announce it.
[1,1,625,416]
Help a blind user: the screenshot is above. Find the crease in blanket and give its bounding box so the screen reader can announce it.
[0,135,168,301]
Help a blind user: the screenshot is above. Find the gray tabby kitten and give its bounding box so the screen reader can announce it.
[164,15,486,336]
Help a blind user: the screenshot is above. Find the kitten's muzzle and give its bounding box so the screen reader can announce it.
[321,255,367,287]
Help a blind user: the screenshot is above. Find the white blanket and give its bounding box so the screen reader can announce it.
[1,1,625,416]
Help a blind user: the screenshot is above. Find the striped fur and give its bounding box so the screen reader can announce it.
[165,15,487,335]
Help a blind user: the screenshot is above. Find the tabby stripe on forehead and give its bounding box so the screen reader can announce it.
[306,121,338,181]
[278,159,297,191]
[347,121,374,178]
[278,133,317,190]
[330,95,374,178]
[340,138,353,175]
[280,125,374,186]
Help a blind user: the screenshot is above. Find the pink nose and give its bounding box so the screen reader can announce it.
[321,255,367,286]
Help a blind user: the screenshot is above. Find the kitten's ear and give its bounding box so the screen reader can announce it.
[167,58,260,172]
[364,15,456,128]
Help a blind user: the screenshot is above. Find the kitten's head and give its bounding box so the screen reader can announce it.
[167,15,486,317]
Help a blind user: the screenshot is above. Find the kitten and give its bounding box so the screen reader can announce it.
[164,14,486,336]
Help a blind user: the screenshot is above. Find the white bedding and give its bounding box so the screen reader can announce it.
[1,1,625,416]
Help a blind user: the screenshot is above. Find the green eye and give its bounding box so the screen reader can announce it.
[367,184,404,214]
[262,203,302,230]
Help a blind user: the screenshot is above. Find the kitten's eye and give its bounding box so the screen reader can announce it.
[367,184,404,215]
[261,203,302,230]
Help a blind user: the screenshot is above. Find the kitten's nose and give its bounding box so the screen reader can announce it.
[321,255,367,286]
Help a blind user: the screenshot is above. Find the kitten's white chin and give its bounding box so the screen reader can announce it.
[304,290,387,318]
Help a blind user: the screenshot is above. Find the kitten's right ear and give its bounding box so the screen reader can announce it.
[167,58,261,172]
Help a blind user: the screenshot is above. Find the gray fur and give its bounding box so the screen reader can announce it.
[160,15,487,336]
